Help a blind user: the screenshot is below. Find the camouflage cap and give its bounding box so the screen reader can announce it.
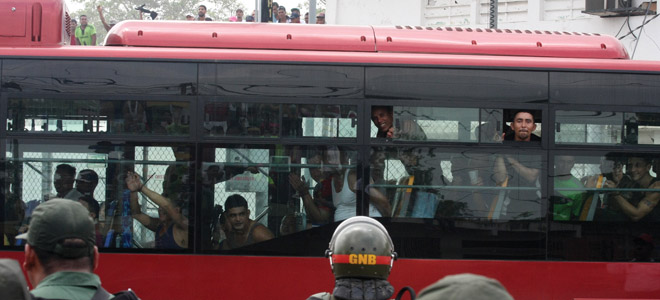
[16,199,96,258]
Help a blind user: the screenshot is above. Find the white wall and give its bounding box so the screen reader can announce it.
[327,0,660,61]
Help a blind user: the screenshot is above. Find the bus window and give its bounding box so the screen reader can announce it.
[3,141,194,251]
[203,102,357,138]
[624,112,660,145]
[369,147,545,220]
[203,102,279,137]
[7,98,191,136]
[200,145,362,251]
[282,104,357,138]
[555,110,623,144]
[554,153,660,222]
[370,106,479,142]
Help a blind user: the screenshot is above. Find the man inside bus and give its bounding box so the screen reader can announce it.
[492,110,542,219]
[553,155,586,221]
[75,169,98,197]
[221,194,274,250]
[197,5,213,21]
[17,199,115,299]
[54,164,83,201]
[74,15,96,46]
[605,156,660,222]
[289,148,334,226]
[503,110,540,142]
[371,106,426,140]
[126,171,189,249]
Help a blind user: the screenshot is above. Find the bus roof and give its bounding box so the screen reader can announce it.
[105,21,629,59]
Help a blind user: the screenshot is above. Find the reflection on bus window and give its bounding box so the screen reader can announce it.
[552,153,660,222]
[555,110,622,144]
[203,102,357,138]
[624,112,660,145]
[7,99,191,135]
[3,142,194,250]
[370,106,479,142]
[371,147,544,220]
[201,145,379,251]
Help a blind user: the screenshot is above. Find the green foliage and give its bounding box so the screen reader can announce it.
[69,0,242,43]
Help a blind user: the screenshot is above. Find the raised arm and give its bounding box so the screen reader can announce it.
[126,172,188,229]
[289,173,330,224]
[126,175,158,231]
[97,6,112,31]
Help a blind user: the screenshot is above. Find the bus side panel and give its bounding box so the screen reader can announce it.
[4,251,659,300]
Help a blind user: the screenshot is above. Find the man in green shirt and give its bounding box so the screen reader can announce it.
[553,155,585,220]
[75,15,96,46]
[17,199,111,299]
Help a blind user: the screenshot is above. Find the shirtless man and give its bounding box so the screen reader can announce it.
[221,194,273,250]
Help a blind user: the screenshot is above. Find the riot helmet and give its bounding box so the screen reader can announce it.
[326,216,397,280]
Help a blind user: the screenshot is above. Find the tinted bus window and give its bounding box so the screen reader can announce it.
[555,110,623,144]
[555,111,660,145]
[2,60,197,95]
[550,72,660,106]
[370,106,479,142]
[200,145,361,251]
[370,147,545,220]
[203,102,357,138]
[551,153,660,222]
[366,68,548,102]
[198,64,364,97]
[4,141,194,250]
[7,98,191,135]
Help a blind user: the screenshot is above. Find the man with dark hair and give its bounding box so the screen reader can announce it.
[290,7,301,23]
[197,5,212,21]
[54,164,83,201]
[316,12,326,24]
[221,194,273,250]
[504,111,540,141]
[75,169,99,197]
[275,6,288,23]
[74,15,96,46]
[272,2,279,21]
[235,8,244,22]
[606,156,660,221]
[17,199,122,299]
[492,110,542,220]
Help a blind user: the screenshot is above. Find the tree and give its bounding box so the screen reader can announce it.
[69,0,241,43]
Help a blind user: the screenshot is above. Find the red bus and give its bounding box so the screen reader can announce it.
[2,0,660,299]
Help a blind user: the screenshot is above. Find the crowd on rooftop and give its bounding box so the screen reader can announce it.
[71,3,325,46]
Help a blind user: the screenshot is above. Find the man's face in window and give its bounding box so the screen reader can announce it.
[227,206,249,231]
[54,171,74,195]
[510,112,536,141]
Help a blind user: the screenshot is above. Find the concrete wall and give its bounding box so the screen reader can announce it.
[327,0,660,61]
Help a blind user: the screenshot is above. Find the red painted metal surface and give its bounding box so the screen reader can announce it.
[105,21,628,60]
[2,46,660,73]
[3,251,660,300]
[373,26,628,59]
[0,0,67,46]
[105,21,377,52]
